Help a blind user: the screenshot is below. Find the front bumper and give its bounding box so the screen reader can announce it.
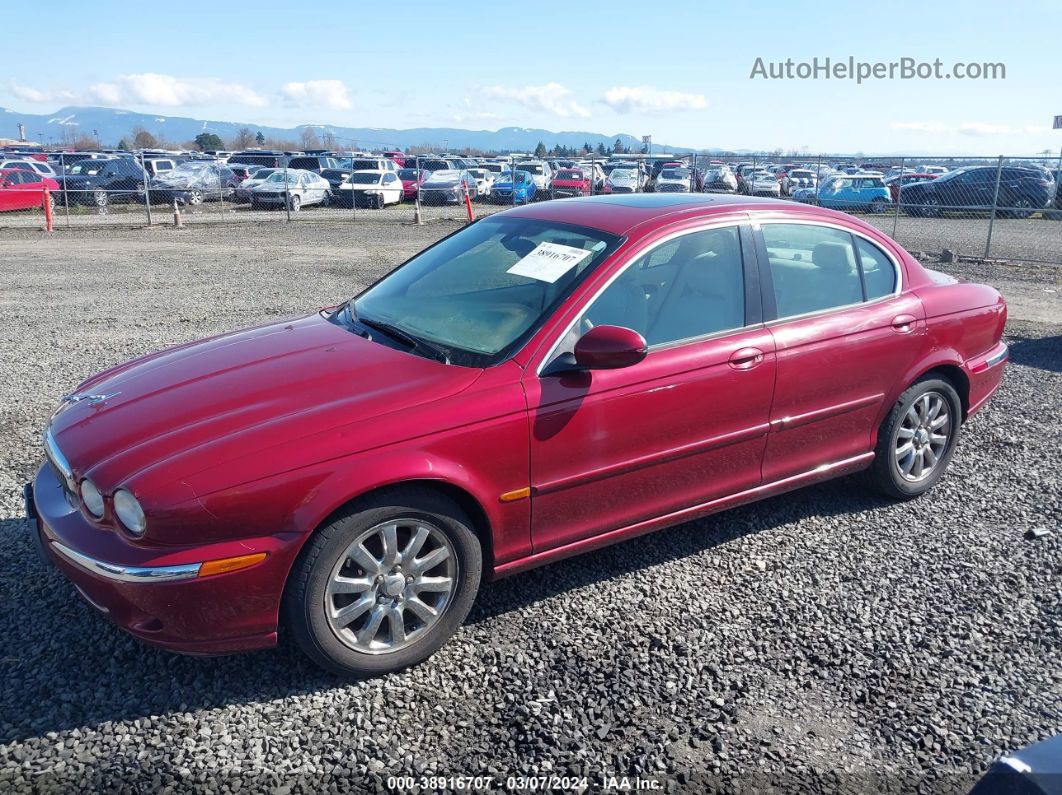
[29,462,301,655]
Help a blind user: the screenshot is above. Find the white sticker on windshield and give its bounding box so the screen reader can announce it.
[506,242,594,283]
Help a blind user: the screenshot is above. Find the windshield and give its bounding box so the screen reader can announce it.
[610,169,634,180]
[67,162,107,175]
[398,168,421,179]
[350,159,381,171]
[661,169,689,179]
[265,171,301,185]
[517,163,544,175]
[348,172,382,185]
[251,169,275,181]
[790,170,814,178]
[350,217,622,366]
[556,170,583,180]
[424,170,460,184]
[496,171,529,184]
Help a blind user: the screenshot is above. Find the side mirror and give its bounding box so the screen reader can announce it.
[573,325,647,370]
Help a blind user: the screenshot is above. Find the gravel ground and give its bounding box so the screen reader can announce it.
[0,224,1059,793]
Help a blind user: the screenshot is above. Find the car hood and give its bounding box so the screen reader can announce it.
[48,312,482,494]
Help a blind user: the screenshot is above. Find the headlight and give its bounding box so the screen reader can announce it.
[80,479,105,518]
[113,489,146,536]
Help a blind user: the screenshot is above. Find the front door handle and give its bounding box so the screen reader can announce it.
[891,314,917,333]
[729,347,765,370]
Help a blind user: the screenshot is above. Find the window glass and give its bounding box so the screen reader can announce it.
[855,238,897,300]
[579,226,745,347]
[762,224,862,317]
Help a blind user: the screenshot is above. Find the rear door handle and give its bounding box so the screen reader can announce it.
[729,347,765,370]
[891,314,916,333]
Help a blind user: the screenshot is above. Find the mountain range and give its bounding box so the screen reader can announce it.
[0,105,701,154]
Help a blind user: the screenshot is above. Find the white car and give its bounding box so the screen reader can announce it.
[920,165,949,176]
[466,168,494,197]
[780,168,817,196]
[248,169,330,211]
[745,170,782,197]
[235,168,279,201]
[514,160,553,195]
[0,159,57,178]
[347,157,400,173]
[334,170,404,208]
[605,168,643,194]
[654,167,692,193]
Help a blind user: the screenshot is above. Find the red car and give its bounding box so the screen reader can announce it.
[397,167,429,200]
[28,194,1008,676]
[0,168,59,213]
[886,172,938,203]
[550,168,592,198]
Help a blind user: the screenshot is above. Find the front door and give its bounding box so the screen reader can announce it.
[524,224,776,554]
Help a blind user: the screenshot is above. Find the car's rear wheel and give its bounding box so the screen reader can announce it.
[289,194,301,212]
[867,376,962,499]
[869,196,889,214]
[921,195,942,217]
[187,189,203,205]
[93,189,108,208]
[1004,197,1033,219]
[285,488,482,677]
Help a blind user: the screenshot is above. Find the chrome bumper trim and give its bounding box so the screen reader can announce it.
[51,542,201,583]
[985,344,1008,368]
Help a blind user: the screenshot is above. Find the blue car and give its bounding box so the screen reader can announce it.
[490,170,536,204]
[793,173,892,213]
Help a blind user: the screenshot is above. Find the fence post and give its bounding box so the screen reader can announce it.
[350,151,356,221]
[815,154,823,204]
[60,153,71,227]
[283,157,291,222]
[413,155,422,224]
[892,156,903,239]
[984,155,1004,259]
[139,151,153,226]
[511,156,516,206]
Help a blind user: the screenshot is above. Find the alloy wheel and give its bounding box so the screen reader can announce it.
[894,391,952,482]
[324,519,457,655]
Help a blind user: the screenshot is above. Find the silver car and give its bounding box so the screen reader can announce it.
[248,169,331,211]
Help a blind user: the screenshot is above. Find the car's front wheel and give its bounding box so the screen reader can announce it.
[867,376,962,499]
[285,488,482,677]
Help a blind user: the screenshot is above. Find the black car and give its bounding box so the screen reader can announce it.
[228,150,287,169]
[57,157,147,207]
[900,165,1055,218]
[285,155,340,173]
[319,168,352,192]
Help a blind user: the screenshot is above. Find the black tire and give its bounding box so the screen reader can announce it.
[285,487,482,677]
[866,376,962,500]
[187,189,203,206]
[869,197,889,214]
[93,189,108,208]
[289,194,301,212]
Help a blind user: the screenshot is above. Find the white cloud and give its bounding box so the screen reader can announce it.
[88,74,266,107]
[7,82,76,104]
[281,80,353,111]
[601,86,707,115]
[482,82,590,119]
[891,121,1049,137]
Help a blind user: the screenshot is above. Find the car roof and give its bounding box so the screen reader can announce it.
[498,193,863,236]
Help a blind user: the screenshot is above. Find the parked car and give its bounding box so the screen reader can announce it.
[885,173,938,203]
[225,164,260,184]
[145,163,239,205]
[466,168,495,198]
[418,170,477,205]
[141,158,178,179]
[780,168,816,196]
[248,169,331,211]
[286,155,341,174]
[490,170,536,203]
[228,150,287,169]
[347,157,400,174]
[235,168,278,202]
[27,194,1009,677]
[550,168,592,198]
[743,170,781,197]
[919,165,949,176]
[0,158,58,178]
[514,160,552,196]
[702,166,738,193]
[604,168,643,194]
[797,174,891,213]
[899,165,1055,218]
[0,168,59,213]
[654,167,692,193]
[397,168,430,200]
[59,157,148,207]
[333,170,404,208]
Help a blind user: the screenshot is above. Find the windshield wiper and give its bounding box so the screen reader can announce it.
[355,313,451,365]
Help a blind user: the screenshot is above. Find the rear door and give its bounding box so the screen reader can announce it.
[754,220,926,483]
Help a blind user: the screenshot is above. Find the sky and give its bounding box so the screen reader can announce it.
[2,0,1059,155]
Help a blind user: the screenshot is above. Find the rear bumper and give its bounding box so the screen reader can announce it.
[966,341,1008,417]
[29,462,300,655]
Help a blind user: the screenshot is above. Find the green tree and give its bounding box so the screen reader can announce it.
[534,141,547,158]
[255,131,266,145]
[614,138,625,154]
[117,138,129,151]
[194,132,224,151]
[596,142,607,156]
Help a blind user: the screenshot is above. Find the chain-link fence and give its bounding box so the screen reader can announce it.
[1,148,1060,264]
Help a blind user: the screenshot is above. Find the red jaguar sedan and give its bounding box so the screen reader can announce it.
[28,194,1008,676]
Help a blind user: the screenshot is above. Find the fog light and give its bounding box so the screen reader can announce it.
[113,489,146,536]
[80,479,105,518]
